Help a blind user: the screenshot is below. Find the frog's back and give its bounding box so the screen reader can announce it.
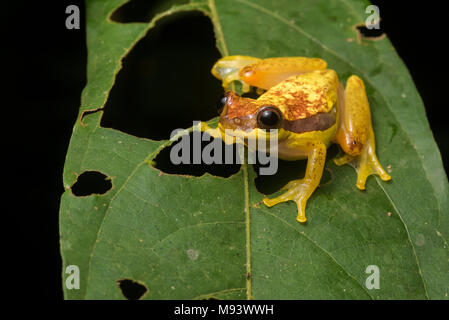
[257,69,339,121]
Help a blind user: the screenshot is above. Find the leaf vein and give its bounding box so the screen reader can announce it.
[261,208,374,299]
[375,178,430,299]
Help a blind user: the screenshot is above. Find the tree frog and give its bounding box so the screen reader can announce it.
[203,55,391,223]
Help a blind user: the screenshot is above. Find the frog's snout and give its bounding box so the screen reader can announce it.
[216,91,259,133]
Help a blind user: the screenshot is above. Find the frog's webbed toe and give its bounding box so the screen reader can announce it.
[263,179,312,223]
[221,72,251,93]
[333,138,391,190]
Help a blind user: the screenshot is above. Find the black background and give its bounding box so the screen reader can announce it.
[8,1,447,301]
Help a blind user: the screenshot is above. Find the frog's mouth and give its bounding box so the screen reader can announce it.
[217,91,260,132]
[218,119,282,149]
[217,119,256,144]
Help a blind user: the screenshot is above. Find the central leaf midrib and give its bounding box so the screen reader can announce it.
[207,0,253,299]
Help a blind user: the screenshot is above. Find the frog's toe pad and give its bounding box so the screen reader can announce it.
[348,154,391,190]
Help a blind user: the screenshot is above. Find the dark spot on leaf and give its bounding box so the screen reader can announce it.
[388,122,398,144]
[110,0,190,23]
[368,64,383,77]
[116,279,148,300]
[153,132,241,178]
[101,12,222,140]
[71,171,112,196]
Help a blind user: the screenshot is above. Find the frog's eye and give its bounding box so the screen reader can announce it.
[217,93,228,114]
[257,105,282,129]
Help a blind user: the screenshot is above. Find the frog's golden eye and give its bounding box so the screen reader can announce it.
[257,105,282,129]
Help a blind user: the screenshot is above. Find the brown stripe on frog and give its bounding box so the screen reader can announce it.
[282,107,336,133]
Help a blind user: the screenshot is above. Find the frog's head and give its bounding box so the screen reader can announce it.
[216,91,285,142]
[216,70,340,145]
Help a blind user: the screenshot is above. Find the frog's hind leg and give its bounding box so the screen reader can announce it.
[211,56,327,93]
[334,75,391,190]
[239,57,327,90]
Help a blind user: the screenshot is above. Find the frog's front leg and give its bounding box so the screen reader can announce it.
[263,140,327,223]
[334,75,391,189]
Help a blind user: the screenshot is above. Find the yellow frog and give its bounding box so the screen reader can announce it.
[203,55,391,223]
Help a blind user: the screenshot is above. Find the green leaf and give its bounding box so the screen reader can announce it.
[60,0,449,299]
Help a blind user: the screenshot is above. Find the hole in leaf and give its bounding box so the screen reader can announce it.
[80,108,103,126]
[355,24,385,39]
[110,0,190,23]
[254,159,306,195]
[116,279,148,300]
[101,12,222,140]
[153,132,241,178]
[254,145,338,195]
[71,171,112,196]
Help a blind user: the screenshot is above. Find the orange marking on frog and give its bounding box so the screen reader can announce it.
[259,77,329,121]
[225,92,260,119]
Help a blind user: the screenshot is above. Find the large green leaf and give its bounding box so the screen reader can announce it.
[60,0,449,299]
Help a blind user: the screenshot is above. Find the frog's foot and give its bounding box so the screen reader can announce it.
[222,73,251,93]
[333,143,391,190]
[263,179,313,223]
[211,55,261,93]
